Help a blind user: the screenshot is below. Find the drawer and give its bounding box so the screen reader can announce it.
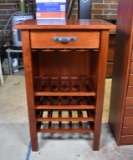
[122,127,133,135]
[30,30,100,49]
[120,135,133,145]
[127,86,133,97]
[125,107,133,117]
[123,117,133,127]
[107,46,114,61]
[106,62,113,77]
[125,97,133,107]
[129,74,133,85]
[130,62,133,73]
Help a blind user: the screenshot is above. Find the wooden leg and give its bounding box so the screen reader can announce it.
[91,30,109,151]
[21,30,39,151]
[31,135,38,151]
[92,130,100,151]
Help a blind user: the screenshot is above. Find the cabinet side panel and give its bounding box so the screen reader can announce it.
[108,0,133,144]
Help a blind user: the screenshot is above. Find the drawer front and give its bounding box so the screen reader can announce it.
[129,74,133,86]
[125,97,133,107]
[30,31,100,49]
[120,135,133,145]
[127,86,133,97]
[122,127,133,135]
[125,107,133,117]
[123,117,133,127]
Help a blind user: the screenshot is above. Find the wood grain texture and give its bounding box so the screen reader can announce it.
[15,19,116,30]
[109,0,133,146]
[21,30,38,151]
[120,135,133,145]
[127,86,133,97]
[93,30,109,150]
[17,19,114,151]
[122,127,133,135]
[30,30,100,49]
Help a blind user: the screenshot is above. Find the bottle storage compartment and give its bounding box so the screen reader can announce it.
[34,76,96,96]
[35,96,95,109]
[33,49,97,133]
[36,109,94,133]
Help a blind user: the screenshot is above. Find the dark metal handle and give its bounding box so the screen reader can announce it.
[52,36,77,43]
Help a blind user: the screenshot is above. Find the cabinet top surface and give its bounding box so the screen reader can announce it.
[15,19,116,30]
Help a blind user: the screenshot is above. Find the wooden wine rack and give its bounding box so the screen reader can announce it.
[15,19,115,151]
[34,76,96,132]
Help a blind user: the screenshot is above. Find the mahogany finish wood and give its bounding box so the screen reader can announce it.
[15,19,115,151]
[106,33,115,77]
[109,0,133,146]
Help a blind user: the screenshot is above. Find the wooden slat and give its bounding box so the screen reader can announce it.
[34,92,96,96]
[36,117,94,122]
[35,105,95,110]
[37,128,94,133]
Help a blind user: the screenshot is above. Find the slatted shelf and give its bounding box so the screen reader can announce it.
[35,96,95,109]
[34,76,96,96]
[35,105,95,110]
[37,126,94,133]
[36,110,94,132]
[36,109,95,132]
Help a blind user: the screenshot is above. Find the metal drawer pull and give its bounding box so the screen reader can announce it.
[52,36,77,43]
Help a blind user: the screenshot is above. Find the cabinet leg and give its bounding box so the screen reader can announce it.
[31,135,38,151]
[92,132,100,151]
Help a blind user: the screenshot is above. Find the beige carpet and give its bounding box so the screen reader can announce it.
[0,75,112,123]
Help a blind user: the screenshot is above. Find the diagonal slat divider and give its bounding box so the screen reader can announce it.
[78,110,83,128]
[87,110,94,129]
[48,110,52,129]
[69,110,72,129]
[58,110,62,129]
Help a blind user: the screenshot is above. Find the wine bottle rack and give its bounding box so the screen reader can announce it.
[15,19,115,151]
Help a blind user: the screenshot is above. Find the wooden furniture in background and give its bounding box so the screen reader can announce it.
[109,0,133,145]
[15,19,115,151]
[106,32,115,78]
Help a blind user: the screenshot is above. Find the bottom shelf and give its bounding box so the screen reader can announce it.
[36,109,95,133]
